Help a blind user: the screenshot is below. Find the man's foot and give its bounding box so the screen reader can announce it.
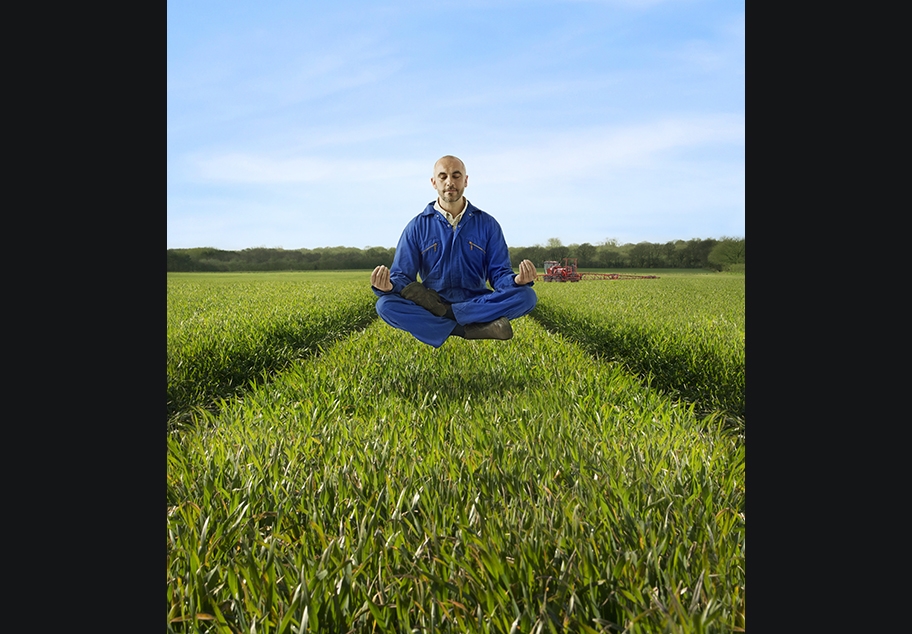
[401,282,448,317]
[463,317,513,340]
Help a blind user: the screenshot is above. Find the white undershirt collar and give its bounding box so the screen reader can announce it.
[434,197,468,229]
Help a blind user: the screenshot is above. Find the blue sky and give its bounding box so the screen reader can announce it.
[167,0,744,250]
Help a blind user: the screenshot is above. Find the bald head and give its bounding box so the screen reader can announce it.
[431,155,468,209]
[433,155,465,175]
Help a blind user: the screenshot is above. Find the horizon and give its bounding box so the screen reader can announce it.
[168,0,744,251]
[168,234,737,252]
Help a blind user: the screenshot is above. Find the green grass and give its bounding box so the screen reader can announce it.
[168,306,744,632]
[561,269,725,277]
[168,271,375,283]
[530,275,744,422]
[167,272,377,427]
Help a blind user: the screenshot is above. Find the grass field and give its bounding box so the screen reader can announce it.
[167,270,745,633]
[532,273,744,421]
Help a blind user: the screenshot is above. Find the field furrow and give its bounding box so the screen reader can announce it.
[167,316,745,633]
[529,275,745,422]
[167,273,377,427]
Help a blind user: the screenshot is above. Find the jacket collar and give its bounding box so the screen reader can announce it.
[422,199,478,216]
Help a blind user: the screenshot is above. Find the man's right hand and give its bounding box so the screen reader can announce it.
[371,265,393,292]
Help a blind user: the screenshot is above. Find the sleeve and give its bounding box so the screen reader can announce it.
[485,216,532,291]
[372,218,419,297]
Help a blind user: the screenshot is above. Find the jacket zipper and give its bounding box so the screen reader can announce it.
[421,243,438,255]
[468,241,486,254]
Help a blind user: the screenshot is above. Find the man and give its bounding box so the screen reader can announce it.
[371,155,538,348]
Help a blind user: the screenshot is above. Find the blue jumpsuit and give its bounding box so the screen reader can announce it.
[373,200,538,347]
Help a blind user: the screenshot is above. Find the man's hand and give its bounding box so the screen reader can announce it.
[514,259,537,285]
[371,265,393,292]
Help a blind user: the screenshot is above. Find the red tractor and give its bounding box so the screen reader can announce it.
[538,258,660,281]
[542,258,582,282]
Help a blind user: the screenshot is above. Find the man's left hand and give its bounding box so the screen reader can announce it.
[514,259,537,285]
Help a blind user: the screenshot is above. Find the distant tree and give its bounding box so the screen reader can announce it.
[629,242,664,268]
[316,246,362,269]
[166,238,735,272]
[595,242,627,268]
[708,238,745,271]
[167,250,203,271]
[365,246,395,267]
[660,241,677,268]
[670,240,693,268]
[574,242,596,268]
[511,245,549,269]
[298,250,321,269]
[663,238,719,269]
[199,248,234,262]
[541,237,568,261]
[694,238,719,268]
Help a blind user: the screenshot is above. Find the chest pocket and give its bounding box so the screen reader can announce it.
[465,240,488,280]
[420,242,440,267]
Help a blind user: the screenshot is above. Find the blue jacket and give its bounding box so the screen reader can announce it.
[374,200,530,304]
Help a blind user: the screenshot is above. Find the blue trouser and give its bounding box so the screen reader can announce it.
[375,285,538,348]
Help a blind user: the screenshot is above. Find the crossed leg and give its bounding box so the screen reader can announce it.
[375,285,537,348]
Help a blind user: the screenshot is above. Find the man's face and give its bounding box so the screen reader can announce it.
[431,158,468,204]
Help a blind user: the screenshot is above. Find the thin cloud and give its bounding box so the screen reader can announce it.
[192,154,427,184]
[473,114,743,183]
[187,113,741,191]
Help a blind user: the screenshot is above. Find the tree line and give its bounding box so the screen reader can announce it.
[167,237,744,273]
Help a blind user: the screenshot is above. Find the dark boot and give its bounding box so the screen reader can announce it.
[401,282,448,317]
[463,317,513,340]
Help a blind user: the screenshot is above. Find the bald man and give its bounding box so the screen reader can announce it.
[370,155,538,348]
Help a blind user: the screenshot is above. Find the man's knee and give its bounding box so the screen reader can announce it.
[375,294,398,322]
[522,285,537,307]
[376,293,429,323]
[516,285,537,313]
